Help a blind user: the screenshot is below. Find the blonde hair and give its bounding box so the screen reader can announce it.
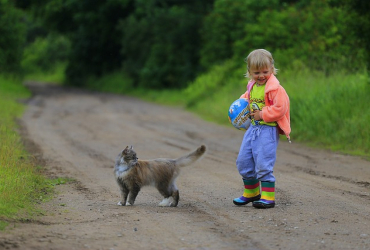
[245,49,278,78]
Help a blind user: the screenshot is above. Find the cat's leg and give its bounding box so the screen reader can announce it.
[127,185,140,205]
[158,183,179,207]
[157,181,173,207]
[117,181,129,206]
[170,189,179,207]
[169,181,180,207]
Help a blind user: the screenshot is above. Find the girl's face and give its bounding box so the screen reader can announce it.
[249,66,272,85]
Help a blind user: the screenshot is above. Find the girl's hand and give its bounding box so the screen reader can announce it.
[251,110,262,121]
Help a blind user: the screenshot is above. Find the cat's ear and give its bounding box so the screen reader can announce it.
[122,146,129,154]
[129,145,133,150]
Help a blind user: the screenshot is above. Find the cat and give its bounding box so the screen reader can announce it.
[114,145,206,207]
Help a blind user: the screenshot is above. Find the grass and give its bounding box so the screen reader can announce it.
[86,62,370,159]
[280,69,370,157]
[0,76,54,229]
[23,62,67,85]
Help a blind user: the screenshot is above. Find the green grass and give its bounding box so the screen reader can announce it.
[23,62,67,85]
[0,76,54,229]
[185,65,370,157]
[280,69,370,157]
[86,71,186,106]
[85,62,370,159]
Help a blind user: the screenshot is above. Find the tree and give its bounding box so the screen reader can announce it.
[334,0,370,74]
[0,1,26,74]
[120,0,214,89]
[23,0,134,86]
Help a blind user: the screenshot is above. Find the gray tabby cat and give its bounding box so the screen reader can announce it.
[114,145,206,207]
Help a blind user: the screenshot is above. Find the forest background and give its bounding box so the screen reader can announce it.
[1,0,370,228]
[2,0,370,156]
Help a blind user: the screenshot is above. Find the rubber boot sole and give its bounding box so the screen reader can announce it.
[252,201,275,209]
[233,195,261,206]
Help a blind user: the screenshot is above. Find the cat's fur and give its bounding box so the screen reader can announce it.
[114,145,206,207]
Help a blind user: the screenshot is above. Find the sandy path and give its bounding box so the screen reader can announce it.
[1,82,369,250]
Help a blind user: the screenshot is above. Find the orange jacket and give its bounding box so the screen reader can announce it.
[240,74,291,141]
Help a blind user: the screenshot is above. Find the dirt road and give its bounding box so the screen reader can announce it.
[1,82,370,250]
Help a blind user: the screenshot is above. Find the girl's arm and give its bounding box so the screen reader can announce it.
[261,87,289,122]
[240,91,248,99]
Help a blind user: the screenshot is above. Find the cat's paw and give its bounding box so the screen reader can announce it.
[117,201,133,206]
[158,197,175,207]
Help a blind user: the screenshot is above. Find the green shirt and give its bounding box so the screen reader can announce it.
[250,84,277,126]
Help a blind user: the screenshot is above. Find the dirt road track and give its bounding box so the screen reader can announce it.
[1,82,370,250]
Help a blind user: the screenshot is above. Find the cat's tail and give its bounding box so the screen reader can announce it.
[175,145,206,167]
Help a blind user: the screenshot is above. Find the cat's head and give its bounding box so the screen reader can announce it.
[119,145,138,164]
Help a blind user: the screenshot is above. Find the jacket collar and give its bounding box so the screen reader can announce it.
[265,74,280,92]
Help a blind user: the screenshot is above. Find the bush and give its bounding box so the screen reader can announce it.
[21,34,70,74]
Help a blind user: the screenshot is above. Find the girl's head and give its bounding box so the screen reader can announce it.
[245,49,278,79]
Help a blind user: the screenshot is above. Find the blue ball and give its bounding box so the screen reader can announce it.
[228,99,251,130]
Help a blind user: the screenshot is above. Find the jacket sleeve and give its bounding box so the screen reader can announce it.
[261,87,289,122]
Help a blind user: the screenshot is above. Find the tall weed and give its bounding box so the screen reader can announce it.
[280,70,369,155]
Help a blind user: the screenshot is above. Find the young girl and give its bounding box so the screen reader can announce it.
[233,49,291,209]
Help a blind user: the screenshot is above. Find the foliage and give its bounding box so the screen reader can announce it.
[331,0,370,75]
[86,71,134,94]
[21,34,70,74]
[0,1,27,74]
[23,62,67,84]
[15,0,370,88]
[200,0,280,69]
[2,0,370,159]
[204,0,365,75]
[65,0,133,87]
[23,0,134,86]
[120,2,212,89]
[19,0,214,88]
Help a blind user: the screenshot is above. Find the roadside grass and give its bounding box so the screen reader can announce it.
[0,76,61,230]
[185,67,369,157]
[86,62,369,158]
[23,62,67,85]
[279,69,370,157]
